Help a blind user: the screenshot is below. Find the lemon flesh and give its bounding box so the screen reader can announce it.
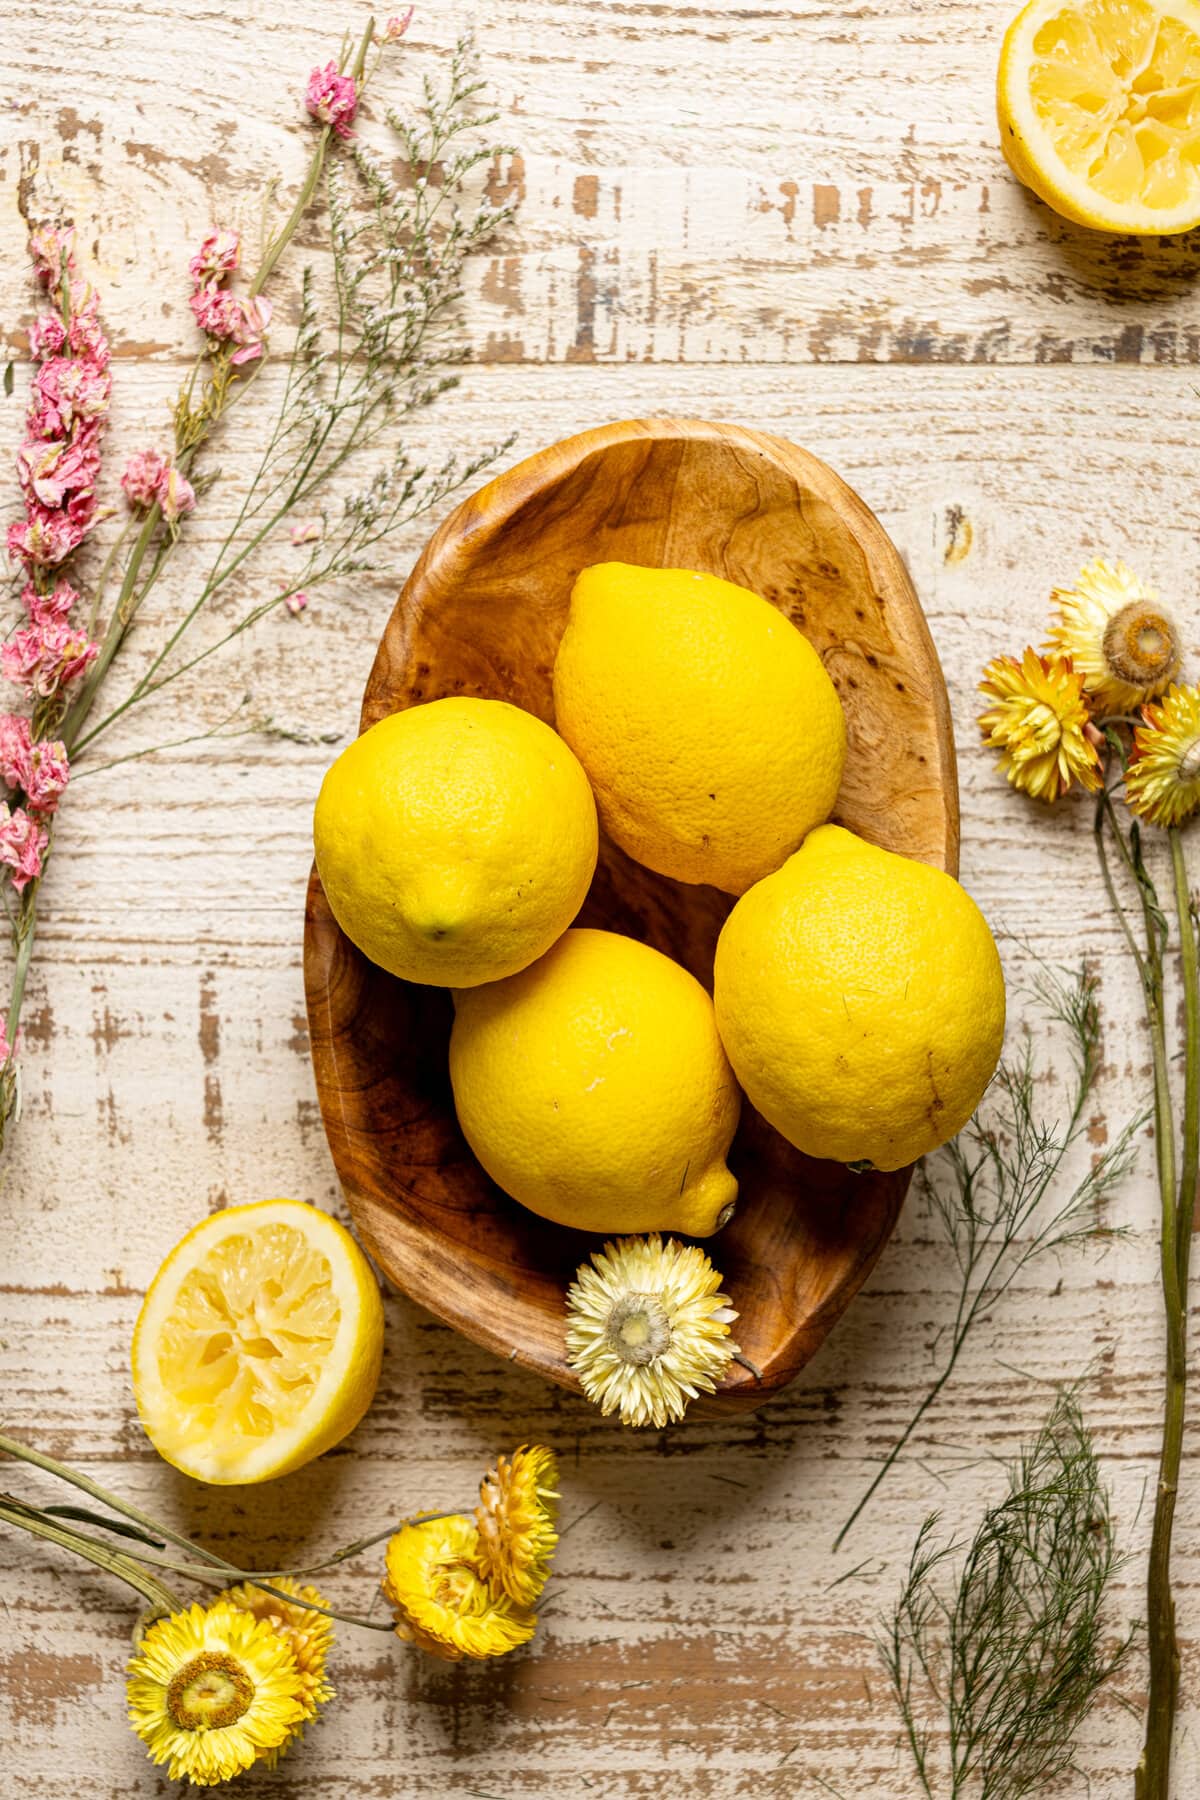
[998,0,1200,233]
[313,696,598,987]
[552,564,846,897]
[449,927,741,1236]
[713,826,1006,1173]
[132,1199,384,1485]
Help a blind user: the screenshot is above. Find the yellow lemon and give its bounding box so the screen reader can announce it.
[132,1199,384,1485]
[552,564,846,896]
[713,826,1005,1172]
[449,927,741,1236]
[998,0,1200,234]
[313,697,598,987]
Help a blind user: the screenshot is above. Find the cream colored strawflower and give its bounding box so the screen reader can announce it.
[217,1576,335,1767]
[1125,684,1200,829]
[565,1233,739,1428]
[382,1514,537,1660]
[126,1600,306,1786]
[475,1445,559,1609]
[1046,557,1181,715]
[978,648,1102,803]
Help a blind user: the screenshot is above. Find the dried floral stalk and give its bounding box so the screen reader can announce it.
[835,963,1143,1549]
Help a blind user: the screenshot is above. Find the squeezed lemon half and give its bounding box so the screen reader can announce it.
[131,1199,384,1485]
[998,0,1200,233]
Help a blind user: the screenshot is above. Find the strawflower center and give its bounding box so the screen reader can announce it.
[605,1293,672,1365]
[166,1652,254,1731]
[434,1559,492,1616]
[1103,604,1179,688]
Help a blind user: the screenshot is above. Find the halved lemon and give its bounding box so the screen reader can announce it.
[998,0,1200,233]
[132,1199,384,1485]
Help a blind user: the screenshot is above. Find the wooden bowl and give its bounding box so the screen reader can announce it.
[304,418,958,1415]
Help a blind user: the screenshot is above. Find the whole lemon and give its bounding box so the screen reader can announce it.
[713,825,1005,1171]
[313,697,597,987]
[449,927,741,1236]
[552,563,846,895]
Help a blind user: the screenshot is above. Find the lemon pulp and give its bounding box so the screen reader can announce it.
[157,1222,339,1448]
[999,0,1200,232]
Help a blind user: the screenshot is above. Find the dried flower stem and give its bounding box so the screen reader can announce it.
[835,964,1141,1550]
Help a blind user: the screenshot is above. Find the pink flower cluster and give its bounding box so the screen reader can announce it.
[8,231,111,575]
[305,61,358,139]
[187,228,273,366]
[120,447,196,523]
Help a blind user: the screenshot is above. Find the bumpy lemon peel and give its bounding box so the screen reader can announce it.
[126,1600,306,1787]
[565,1233,739,1428]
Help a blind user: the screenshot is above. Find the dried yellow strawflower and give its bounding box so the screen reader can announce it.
[126,1600,306,1787]
[565,1233,738,1428]
[476,1444,559,1609]
[382,1514,536,1660]
[1046,558,1180,716]
[217,1576,335,1767]
[978,648,1102,803]
[1125,684,1200,829]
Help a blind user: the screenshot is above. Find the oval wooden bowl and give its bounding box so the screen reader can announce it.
[304,418,958,1415]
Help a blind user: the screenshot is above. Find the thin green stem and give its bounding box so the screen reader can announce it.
[0,1497,181,1614]
[1170,828,1199,1281]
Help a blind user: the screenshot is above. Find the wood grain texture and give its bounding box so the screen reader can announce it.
[305,417,957,1411]
[1,2,1199,1794]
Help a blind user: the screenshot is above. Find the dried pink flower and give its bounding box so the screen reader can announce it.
[121,448,171,509]
[306,61,358,139]
[159,462,196,523]
[382,10,414,41]
[30,356,113,437]
[290,518,323,545]
[65,286,110,368]
[189,285,243,340]
[0,715,33,792]
[284,590,309,616]
[28,314,66,360]
[22,580,79,626]
[0,1016,20,1069]
[28,225,75,288]
[228,294,273,366]
[17,432,101,513]
[1,618,99,698]
[188,228,241,287]
[7,510,87,570]
[0,804,48,892]
[25,738,70,814]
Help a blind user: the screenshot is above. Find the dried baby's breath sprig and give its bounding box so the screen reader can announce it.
[1124,683,1200,830]
[978,648,1102,802]
[126,1600,307,1786]
[878,1389,1132,1800]
[565,1233,739,1427]
[475,1444,559,1610]
[381,1514,536,1660]
[835,963,1142,1549]
[1047,557,1180,716]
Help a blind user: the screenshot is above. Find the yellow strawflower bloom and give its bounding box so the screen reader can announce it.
[1126,685,1200,829]
[217,1576,335,1767]
[1046,558,1180,716]
[382,1514,536,1660]
[475,1445,559,1609]
[978,649,1102,803]
[126,1600,306,1787]
[564,1233,738,1428]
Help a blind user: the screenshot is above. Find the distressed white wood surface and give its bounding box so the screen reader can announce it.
[1,3,1198,1794]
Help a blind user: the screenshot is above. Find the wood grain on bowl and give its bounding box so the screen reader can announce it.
[303,417,959,1414]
